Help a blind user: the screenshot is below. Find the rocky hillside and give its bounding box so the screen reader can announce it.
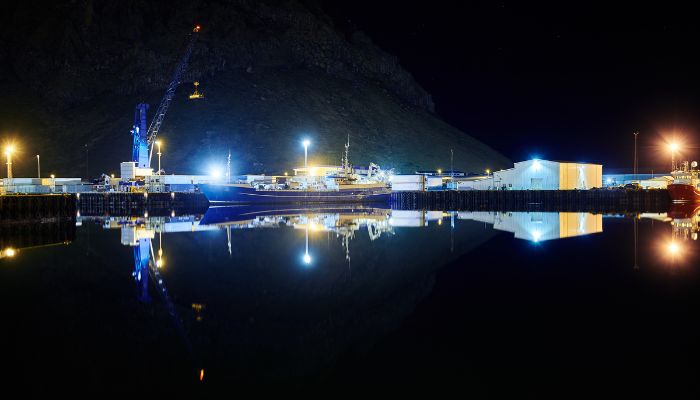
[0,0,510,177]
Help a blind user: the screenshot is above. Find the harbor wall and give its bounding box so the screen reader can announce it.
[77,192,209,216]
[0,194,76,222]
[390,189,671,213]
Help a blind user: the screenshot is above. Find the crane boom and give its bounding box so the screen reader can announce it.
[132,25,200,169]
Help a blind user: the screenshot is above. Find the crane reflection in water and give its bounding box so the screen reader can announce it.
[62,204,700,384]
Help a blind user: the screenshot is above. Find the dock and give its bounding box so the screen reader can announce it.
[0,194,76,222]
[77,192,209,216]
[390,189,671,213]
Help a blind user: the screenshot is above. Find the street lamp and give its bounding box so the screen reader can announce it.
[669,142,680,171]
[5,145,14,179]
[302,139,310,169]
[50,174,55,192]
[156,140,162,175]
[36,154,41,178]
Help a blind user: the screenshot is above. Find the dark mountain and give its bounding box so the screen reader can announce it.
[0,0,509,177]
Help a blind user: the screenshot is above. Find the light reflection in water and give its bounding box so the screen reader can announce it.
[11,204,697,384]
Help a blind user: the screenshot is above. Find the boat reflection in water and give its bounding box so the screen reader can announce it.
[669,203,700,241]
[35,205,698,387]
[201,204,395,263]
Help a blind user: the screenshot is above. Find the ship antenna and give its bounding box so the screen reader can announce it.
[226,149,231,183]
[344,134,351,173]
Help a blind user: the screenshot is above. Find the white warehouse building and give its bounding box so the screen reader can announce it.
[458,159,602,190]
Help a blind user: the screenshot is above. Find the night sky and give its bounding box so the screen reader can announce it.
[322,1,700,172]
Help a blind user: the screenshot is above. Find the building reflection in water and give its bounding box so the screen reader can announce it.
[390,210,603,243]
[67,205,700,383]
[459,212,603,242]
[71,206,698,304]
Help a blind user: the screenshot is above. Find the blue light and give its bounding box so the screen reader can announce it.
[209,166,222,180]
[302,253,312,265]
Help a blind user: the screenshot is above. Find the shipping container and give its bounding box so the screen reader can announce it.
[391,175,425,184]
[391,183,425,191]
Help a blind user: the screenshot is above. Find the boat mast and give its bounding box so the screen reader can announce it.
[343,134,351,174]
[226,150,231,184]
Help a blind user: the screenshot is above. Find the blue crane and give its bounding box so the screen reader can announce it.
[132,25,201,169]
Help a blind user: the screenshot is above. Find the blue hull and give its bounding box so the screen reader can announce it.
[199,184,391,204]
[200,203,390,225]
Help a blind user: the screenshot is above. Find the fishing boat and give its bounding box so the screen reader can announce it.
[200,139,391,204]
[668,161,700,202]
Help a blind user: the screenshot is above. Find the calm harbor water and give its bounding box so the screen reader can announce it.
[2,204,700,395]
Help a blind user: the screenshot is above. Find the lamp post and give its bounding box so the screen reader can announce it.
[670,142,679,172]
[633,131,638,181]
[36,154,40,178]
[302,139,310,170]
[5,146,14,179]
[156,141,162,175]
[84,143,89,180]
[50,174,56,192]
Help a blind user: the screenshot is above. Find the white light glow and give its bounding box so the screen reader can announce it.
[210,167,222,179]
[303,253,312,264]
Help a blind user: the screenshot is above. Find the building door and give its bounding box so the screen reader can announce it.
[531,178,543,190]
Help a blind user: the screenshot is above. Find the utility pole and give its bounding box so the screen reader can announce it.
[36,155,40,178]
[450,148,454,178]
[633,131,639,181]
[85,143,89,180]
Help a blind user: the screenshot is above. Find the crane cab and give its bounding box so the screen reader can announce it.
[189,81,204,100]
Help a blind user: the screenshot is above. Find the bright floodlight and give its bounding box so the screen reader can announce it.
[5,145,14,155]
[669,142,679,152]
[669,242,680,255]
[302,139,310,148]
[210,167,222,179]
[303,253,312,264]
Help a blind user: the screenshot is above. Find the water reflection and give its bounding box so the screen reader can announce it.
[669,203,700,241]
[200,205,394,265]
[456,211,603,242]
[6,205,699,387]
